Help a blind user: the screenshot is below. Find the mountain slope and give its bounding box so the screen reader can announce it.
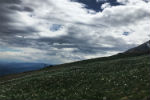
[0,42,150,100]
[125,40,150,55]
[0,55,149,100]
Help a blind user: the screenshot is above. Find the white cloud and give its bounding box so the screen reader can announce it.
[96,0,108,2]
[101,3,111,9]
[0,0,149,63]
[117,0,147,4]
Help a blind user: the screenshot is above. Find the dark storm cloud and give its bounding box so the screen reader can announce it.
[0,37,31,47]
[142,0,149,3]
[0,0,22,4]
[0,0,36,39]
[8,5,34,12]
[0,6,17,37]
[0,25,38,38]
[75,22,107,28]
[0,6,13,24]
[0,0,37,54]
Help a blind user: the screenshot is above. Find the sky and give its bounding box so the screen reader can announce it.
[0,0,150,64]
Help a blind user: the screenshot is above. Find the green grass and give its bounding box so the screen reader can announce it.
[0,54,150,100]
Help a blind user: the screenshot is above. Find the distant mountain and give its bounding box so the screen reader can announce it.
[125,40,150,55]
[0,63,48,76]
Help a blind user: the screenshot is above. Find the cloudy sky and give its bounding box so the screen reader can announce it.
[0,0,150,64]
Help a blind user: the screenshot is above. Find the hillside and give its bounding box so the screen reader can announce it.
[125,40,150,55]
[0,0,149,100]
[0,53,149,100]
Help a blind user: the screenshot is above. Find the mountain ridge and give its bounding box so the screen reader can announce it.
[0,63,48,76]
[125,40,150,55]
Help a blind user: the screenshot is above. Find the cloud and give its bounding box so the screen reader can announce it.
[0,0,149,64]
[8,5,34,12]
[93,5,150,27]
[101,3,111,9]
[0,0,22,4]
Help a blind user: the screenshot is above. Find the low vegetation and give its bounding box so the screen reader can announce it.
[0,54,149,100]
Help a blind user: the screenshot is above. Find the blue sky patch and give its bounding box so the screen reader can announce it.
[0,47,21,52]
[71,0,121,12]
[50,24,63,32]
[123,32,130,36]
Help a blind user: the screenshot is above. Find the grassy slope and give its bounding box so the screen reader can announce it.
[0,54,150,100]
